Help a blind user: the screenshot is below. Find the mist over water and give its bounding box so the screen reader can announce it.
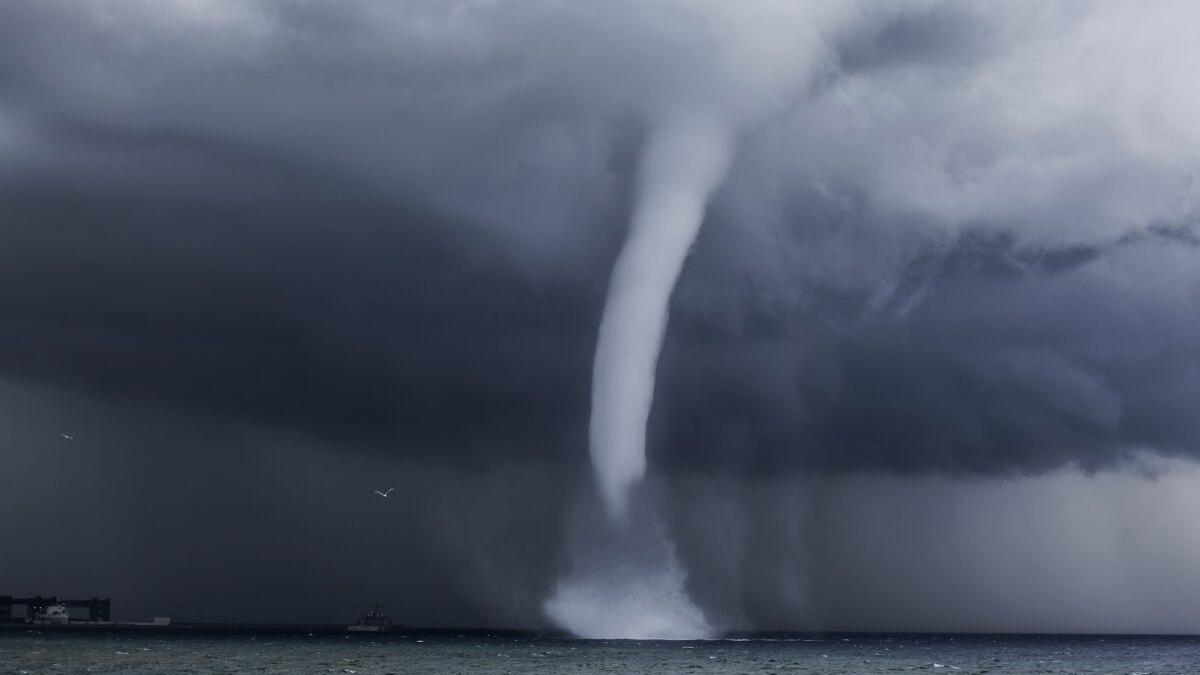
[544,509,712,640]
[544,552,710,641]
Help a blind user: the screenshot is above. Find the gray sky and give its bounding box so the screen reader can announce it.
[3,0,1200,631]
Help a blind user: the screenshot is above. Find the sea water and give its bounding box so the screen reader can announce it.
[2,630,1197,674]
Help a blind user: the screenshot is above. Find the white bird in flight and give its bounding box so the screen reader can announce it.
[61,433,74,440]
[372,488,394,498]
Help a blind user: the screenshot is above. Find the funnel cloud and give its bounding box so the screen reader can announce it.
[590,114,733,521]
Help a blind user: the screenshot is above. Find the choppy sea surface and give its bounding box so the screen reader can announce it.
[3,630,1199,674]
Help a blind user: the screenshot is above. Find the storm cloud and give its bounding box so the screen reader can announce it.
[3,0,1200,631]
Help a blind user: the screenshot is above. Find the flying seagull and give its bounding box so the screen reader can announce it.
[372,488,394,498]
[61,433,74,440]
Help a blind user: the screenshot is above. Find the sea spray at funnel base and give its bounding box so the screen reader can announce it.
[588,114,733,522]
[544,534,711,640]
[545,497,715,640]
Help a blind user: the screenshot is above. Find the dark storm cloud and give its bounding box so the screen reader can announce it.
[655,208,1200,476]
[2,0,1195,476]
[0,149,598,456]
[3,0,1200,631]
